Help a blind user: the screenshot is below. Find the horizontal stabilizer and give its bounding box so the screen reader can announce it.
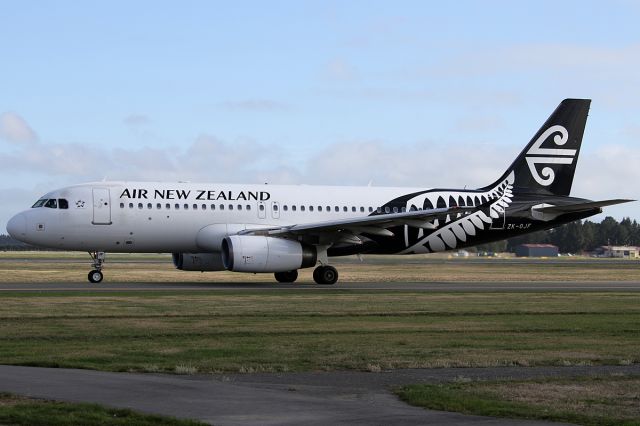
[533,199,635,214]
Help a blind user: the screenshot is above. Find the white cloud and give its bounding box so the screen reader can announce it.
[0,112,38,144]
[123,114,151,126]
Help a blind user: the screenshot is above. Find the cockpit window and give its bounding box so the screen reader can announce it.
[58,199,69,209]
[44,199,58,209]
[32,199,47,208]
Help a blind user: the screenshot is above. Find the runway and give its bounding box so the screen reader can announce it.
[1,280,640,292]
[4,364,636,425]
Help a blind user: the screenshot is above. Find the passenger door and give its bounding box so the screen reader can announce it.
[92,188,112,225]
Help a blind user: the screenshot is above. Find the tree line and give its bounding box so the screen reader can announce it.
[475,217,640,254]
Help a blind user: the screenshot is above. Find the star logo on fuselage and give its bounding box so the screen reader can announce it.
[75,200,86,208]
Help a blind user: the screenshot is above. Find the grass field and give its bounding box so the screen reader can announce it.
[0,393,205,426]
[1,289,639,373]
[397,375,640,426]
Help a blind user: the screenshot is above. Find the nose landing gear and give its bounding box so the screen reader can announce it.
[88,251,105,283]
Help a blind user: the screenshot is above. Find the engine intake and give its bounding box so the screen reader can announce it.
[172,252,225,271]
[221,236,317,273]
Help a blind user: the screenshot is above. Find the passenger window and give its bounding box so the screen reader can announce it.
[360,207,365,213]
[166,203,171,209]
[211,204,215,210]
[156,203,161,209]
[368,207,373,212]
[183,204,188,210]
[343,206,347,212]
[318,206,323,212]
[175,204,180,210]
[326,206,330,212]
[238,204,242,210]
[120,202,125,209]
[246,205,251,210]
[58,199,69,209]
[385,207,390,213]
[220,204,225,210]
[292,205,297,211]
[259,204,264,211]
[376,207,381,213]
[401,206,406,212]
[193,204,198,210]
[301,206,306,212]
[392,207,398,213]
[352,206,356,212]
[273,204,278,211]
[129,203,134,208]
[44,199,58,209]
[283,205,288,211]
[228,204,233,210]
[147,203,152,209]
[138,203,143,209]
[309,206,313,212]
[202,204,207,210]
[334,206,339,212]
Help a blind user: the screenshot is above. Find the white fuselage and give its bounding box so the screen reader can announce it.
[8,181,427,253]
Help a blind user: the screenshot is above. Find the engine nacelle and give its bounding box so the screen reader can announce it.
[172,252,226,271]
[221,236,317,273]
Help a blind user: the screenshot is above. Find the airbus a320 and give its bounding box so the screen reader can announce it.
[6,99,633,284]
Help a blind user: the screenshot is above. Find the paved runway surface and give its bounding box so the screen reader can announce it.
[7,365,636,425]
[1,280,640,292]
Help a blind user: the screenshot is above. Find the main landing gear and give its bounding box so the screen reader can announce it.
[88,251,105,283]
[313,265,338,285]
[273,265,339,285]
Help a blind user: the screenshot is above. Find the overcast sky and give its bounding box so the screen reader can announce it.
[2,0,639,230]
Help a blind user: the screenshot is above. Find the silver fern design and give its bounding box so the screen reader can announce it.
[399,171,515,254]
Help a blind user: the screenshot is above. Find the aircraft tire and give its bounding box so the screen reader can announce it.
[274,270,298,283]
[313,265,338,285]
[88,270,103,283]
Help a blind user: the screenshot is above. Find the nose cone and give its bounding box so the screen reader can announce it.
[6,212,27,240]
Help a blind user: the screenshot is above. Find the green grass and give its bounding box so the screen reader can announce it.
[396,375,640,425]
[0,291,639,373]
[0,393,205,426]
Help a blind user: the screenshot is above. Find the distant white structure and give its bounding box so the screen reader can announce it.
[599,246,639,258]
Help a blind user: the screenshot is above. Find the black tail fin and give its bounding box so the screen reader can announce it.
[482,98,591,196]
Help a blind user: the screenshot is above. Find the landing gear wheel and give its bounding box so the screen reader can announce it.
[313,265,338,285]
[274,270,298,283]
[88,270,103,283]
[87,251,106,284]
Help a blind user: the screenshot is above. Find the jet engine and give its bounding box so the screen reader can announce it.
[172,252,226,271]
[221,235,317,273]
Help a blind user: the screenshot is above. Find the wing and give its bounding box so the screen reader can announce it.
[533,199,635,214]
[239,206,475,240]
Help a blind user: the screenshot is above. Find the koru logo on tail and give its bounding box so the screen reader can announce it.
[525,125,576,186]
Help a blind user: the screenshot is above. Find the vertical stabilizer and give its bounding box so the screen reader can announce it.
[482,99,591,196]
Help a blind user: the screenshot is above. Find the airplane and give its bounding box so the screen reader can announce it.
[6,99,634,285]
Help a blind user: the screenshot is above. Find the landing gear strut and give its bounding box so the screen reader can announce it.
[88,251,105,283]
[313,265,338,285]
[274,270,298,283]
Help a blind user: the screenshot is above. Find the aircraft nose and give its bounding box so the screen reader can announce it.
[6,212,27,240]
